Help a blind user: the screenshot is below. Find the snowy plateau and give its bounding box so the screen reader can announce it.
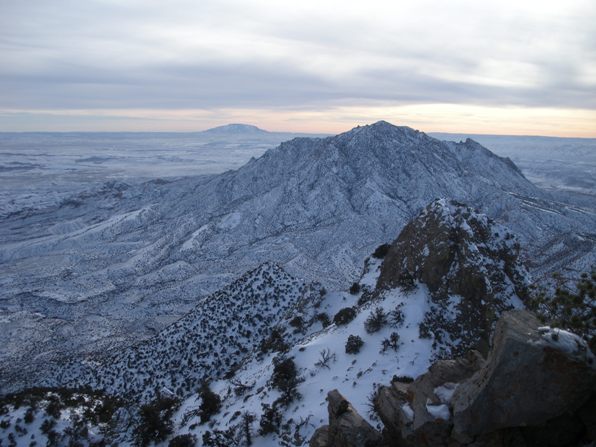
[0,121,595,446]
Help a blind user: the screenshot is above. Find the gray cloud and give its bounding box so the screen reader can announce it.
[0,0,595,117]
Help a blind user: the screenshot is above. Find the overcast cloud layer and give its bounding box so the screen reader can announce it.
[0,0,595,134]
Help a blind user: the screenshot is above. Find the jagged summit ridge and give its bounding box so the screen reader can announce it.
[377,199,530,356]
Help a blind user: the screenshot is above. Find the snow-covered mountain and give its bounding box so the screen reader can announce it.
[149,202,530,446]
[1,121,594,394]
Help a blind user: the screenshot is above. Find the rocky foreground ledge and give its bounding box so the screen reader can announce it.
[310,310,596,447]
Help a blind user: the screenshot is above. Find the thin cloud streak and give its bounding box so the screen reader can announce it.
[0,0,595,134]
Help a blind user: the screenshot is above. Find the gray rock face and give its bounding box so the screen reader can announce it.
[376,351,484,446]
[451,309,596,438]
[310,389,381,447]
[376,199,529,356]
[329,310,596,447]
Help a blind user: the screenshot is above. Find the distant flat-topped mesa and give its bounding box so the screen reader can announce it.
[200,123,269,135]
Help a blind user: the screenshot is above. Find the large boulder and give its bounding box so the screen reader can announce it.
[370,310,595,446]
[309,390,381,447]
[451,309,596,439]
[375,351,484,446]
[376,199,529,356]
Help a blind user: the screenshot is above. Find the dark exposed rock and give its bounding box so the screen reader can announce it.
[315,310,596,447]
[310,426,330,447]
[376,199,529,356]
[451,309,596,438]
[310,390,382,447]
[375,351,484,446]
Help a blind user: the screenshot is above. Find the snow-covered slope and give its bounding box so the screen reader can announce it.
[162,204,530,446]
[377,199,529,357]
[1,121,594,393]
[162,253,425,446]
[16,263,325,401]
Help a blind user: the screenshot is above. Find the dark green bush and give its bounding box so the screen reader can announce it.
[345,335,364,354]
[364,307,388,333]
[333,307,357,326]
[316,312,331,328]
[169,434,197,447]
[258,403,281,435]
[134,395,179,446]
[199,383,221,424]
[528,270,595,352]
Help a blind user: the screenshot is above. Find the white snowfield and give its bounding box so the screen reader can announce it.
[172,276,436,446]
[0,121,594,394]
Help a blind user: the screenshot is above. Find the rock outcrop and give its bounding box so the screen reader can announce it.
[451,309,596,441]
[311,310,596,447]
[375,350,484,446]
[376,199,530,356]
[309,390,381,447]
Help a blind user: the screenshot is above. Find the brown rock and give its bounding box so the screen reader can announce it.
[310,425,330,447]
[451,309,596,438]
[322,389,382,447]
[376,199,529,356]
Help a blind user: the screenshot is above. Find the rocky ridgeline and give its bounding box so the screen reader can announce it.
[41,262,325,403]
[311,310,596,447]
[376,199,530,356]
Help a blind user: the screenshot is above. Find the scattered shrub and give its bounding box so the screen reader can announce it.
[357,290,374,306]
[366,388,381,421]
[396,270,416,291]
[44,398,62,419]
[134,395,179,446]
[241,412,255,445]
[288,316,303,330]
[271,357,301,405]
[364,307,388,334]
[199,383,222,424]
[316,313,331,328]
[259,327,289,354]
[259,403,281,435]
[390,304,405,327]
[202,428,240,447]
[419,320,432,339]
[40,418,55,434]
[24,408,34,424]
[381,332,400,352]
[334,307,357,326]
[314,349,336,369]
[345,335,364,354]
[392,375,414,383]
[169,434,197,447]
[349,282,361,295]
[528,270,595,352]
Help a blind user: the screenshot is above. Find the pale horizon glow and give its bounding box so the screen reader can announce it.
[1,0,595,136]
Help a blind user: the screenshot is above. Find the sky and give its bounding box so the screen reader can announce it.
[0,0,595,136]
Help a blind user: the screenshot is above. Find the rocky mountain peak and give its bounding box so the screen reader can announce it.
[377,198,530,355]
